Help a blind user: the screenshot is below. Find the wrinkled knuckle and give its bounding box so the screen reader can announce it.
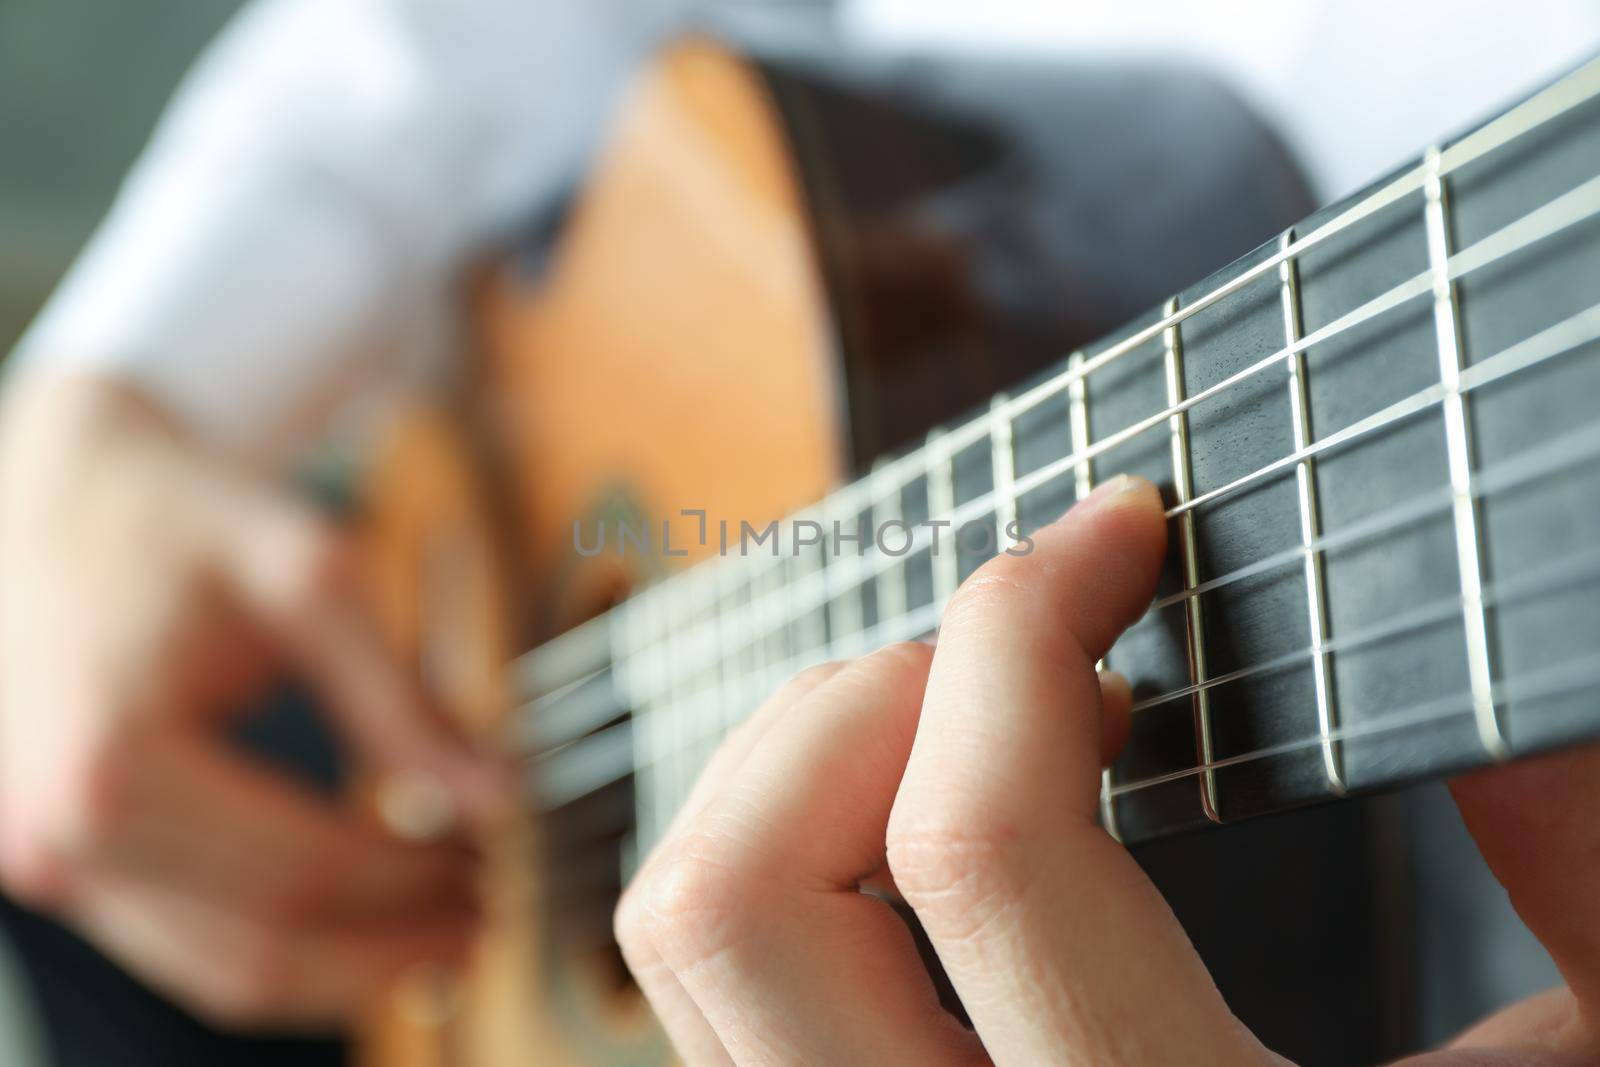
[943,567,1028,632]
[886,804,1021,940]
[613,881,648,959]
[252,862,331,929]
[790,660,844,692]
[637,828,758,962]
[200,939,293,1028]
[867,640,934,680]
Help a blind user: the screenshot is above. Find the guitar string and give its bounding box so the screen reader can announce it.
[513,661,617,752]
[1130,543,1600,714]
[514,278,1600,756]
[622,61,1600,607]
[513,612,612,697]
[596,289,1600,733]
[538,650,1600,827]
[1146,329,1600,615]
[624,463,1600,771]
[535,332,1600,810]
[613,178,1600,702]
[608,54,1600,608]
[626,388,1600,817]
[520,198,1590,713]
[1107,651,1600,801]
[514,57,1600,693]
[616,404,1600,811]
[525,538,1600,812]
[524,70,1600,812]
[534,655,1600,860]
[518,279,1593,825]
[529,650,1600,924]
[523,398,1600,764]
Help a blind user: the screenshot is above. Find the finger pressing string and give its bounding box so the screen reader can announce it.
[891,476,1277,1067]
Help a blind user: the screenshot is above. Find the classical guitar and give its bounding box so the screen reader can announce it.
[354,37,1600,1067]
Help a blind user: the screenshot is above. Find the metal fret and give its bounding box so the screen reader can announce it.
[750,562,773,692]
[776,547,820,681]
[825,516,865,657]
[678,572,710,790]
[1163,297,1222,822]
[759,567,781,690]
[1069,350,1122,840]
[666,603,695,829]
[617,601,650,860]
[645,596,673,850]
[680,578,712,823]
[990,394,1017,549]
[1068,351,1093,492]
[872,457,908,624]
[579,60,1599,705]
[1278,231,1346,794]
[791,528,828,664]
[926,427,959,608]
[763,557,792,692]
[1424,146,1508,760]
[559,63,1600,848]
[715,564,743,739]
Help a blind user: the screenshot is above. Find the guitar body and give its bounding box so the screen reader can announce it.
[356,40,846,1067]
[355,34,1423,1067]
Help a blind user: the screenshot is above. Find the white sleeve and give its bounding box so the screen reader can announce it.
[11,0,687,463]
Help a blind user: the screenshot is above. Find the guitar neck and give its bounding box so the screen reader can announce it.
[523,56,1600,854]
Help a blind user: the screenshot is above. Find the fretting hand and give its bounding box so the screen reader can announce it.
[616,474,1600,1066]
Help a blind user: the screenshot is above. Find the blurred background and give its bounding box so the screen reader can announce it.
[0,2,249,354]
[8,0,1599,355]
[1,5,250,1059]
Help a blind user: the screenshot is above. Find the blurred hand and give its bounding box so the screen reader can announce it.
[616,474,1600,1066]
[0,374,505,1029]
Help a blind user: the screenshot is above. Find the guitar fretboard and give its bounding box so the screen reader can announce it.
[522,57,1600,858]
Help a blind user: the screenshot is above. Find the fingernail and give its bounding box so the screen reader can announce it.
[378,771,460,841]
[1096,473,1134,499]
[1097,668,1133,704]
[1079,473,1147,510]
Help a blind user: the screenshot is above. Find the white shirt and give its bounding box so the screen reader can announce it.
[848,0,1600,204]
[14,0,690,463]
[13,0,1600,464]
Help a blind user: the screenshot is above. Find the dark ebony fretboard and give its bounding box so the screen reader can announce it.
[525,58,1600,856]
